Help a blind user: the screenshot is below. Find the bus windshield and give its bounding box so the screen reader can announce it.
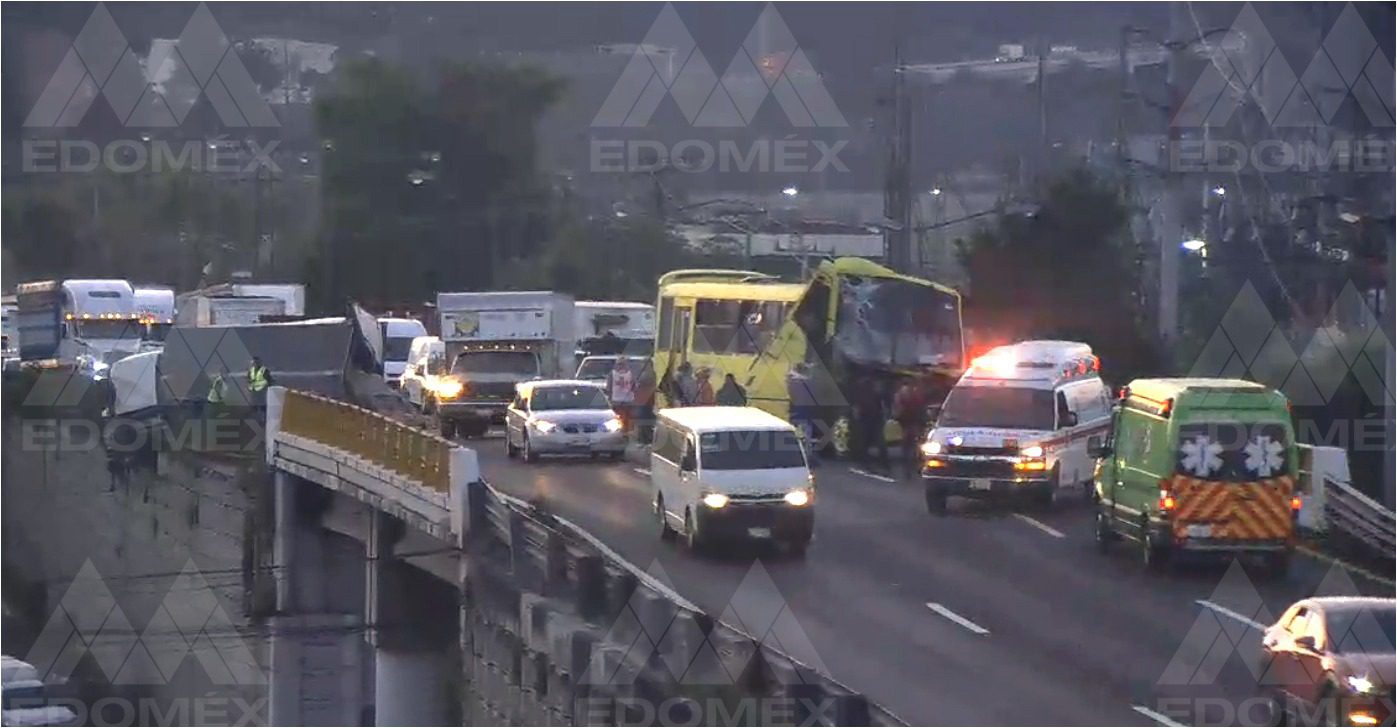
[833,276,962,369]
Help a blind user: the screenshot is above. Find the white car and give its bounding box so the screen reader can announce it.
[505,380,626,462]
[650,406,813,555]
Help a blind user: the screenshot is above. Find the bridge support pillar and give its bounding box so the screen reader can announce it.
[367,511,457,726]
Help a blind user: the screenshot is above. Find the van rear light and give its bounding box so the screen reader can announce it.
[1159,492,1177,511]
[1290,496,1302,512]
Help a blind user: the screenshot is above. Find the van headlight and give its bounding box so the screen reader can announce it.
[1020,444,1044,458]
[602,417,623,432]
[784,488,811,507]
[701,493,729,509]
[531,419,557,434]
[921,440,942,456]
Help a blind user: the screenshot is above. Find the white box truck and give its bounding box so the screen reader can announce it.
[433,291,575,438]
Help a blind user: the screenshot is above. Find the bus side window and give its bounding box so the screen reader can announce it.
[675,308,691,354]
[657,297,674,351]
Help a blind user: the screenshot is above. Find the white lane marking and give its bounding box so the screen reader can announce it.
[848,467,897,483]
[1196,599,1266,631]
[1131,704,1187,727]
[925,603,990,635]
[632,467,651,477]
[1011,512,1065,538]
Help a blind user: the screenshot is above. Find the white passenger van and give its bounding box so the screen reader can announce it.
[378,317,428,387]
[921,340,1112,513]
[400,335,447,410]
[650,406,814,554]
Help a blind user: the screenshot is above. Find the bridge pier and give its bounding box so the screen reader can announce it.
[367,510,457,726]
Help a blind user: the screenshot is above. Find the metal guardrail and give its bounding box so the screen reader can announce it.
[469,480,905,727]
[280,389,452,493]
[1323,477,1397,558]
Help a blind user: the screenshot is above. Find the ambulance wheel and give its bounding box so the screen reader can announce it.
[1094,509,1114,553]
[1141,521,1168,571]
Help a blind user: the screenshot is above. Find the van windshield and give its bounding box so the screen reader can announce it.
[699,430,806,470]
[452,351,538,376]
[937,387,1055,430]
[384,336,415,361]
[1175,422,1291,481]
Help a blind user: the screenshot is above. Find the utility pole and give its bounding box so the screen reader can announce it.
[1158,2,1186,346]
[883,44,913,273]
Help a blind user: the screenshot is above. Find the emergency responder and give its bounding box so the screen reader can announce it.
[248,356,273,408]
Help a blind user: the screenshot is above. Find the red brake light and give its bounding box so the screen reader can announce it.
[1290,497,1301,512]
[1161,494,1177,511]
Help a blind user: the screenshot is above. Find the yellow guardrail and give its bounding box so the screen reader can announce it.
[281,389,452,493]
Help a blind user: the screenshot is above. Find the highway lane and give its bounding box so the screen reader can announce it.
[468,434,1391,726]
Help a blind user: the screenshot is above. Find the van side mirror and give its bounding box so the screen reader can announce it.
[680,451,697,472]
[1061,411,1078,428]
[1087,435,1110,459]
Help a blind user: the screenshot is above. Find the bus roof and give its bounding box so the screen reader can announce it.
[658,405,795,433]
[659,280,806,302]
[656,269,778,288]
[819,257,961,298]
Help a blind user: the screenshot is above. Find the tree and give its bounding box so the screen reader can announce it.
[958,167,1159,380]
[312,58,563,311]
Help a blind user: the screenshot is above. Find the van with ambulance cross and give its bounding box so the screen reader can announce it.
[921,341,1112,514]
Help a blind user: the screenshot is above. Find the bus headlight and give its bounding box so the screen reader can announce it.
[784,489,811,507]
[701,493,729,509]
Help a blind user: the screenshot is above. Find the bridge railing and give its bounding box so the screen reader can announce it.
[279,389,452,493]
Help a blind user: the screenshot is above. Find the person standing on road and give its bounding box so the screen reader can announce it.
[892,378,930,479]
[694,368,716,406]
[634,362,657,442]
[671,361,697,406]
[855,377,890,473]
[716,372,747,406]
[608,357,636,433]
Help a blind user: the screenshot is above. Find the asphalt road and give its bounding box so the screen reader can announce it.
[467,432,1392,726]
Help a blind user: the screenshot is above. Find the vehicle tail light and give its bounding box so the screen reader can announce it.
[1158,480,1176,513]
[1290,496,1302,513]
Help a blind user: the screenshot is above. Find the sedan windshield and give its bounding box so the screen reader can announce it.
[937,387,1056,430]
[1326,606,1396,654]
[531,386,610,411]
[699,430,806,470]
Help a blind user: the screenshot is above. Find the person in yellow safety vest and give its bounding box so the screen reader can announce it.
[248,356,273,406]
[248,357,272,391]
[206,373,227,417]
